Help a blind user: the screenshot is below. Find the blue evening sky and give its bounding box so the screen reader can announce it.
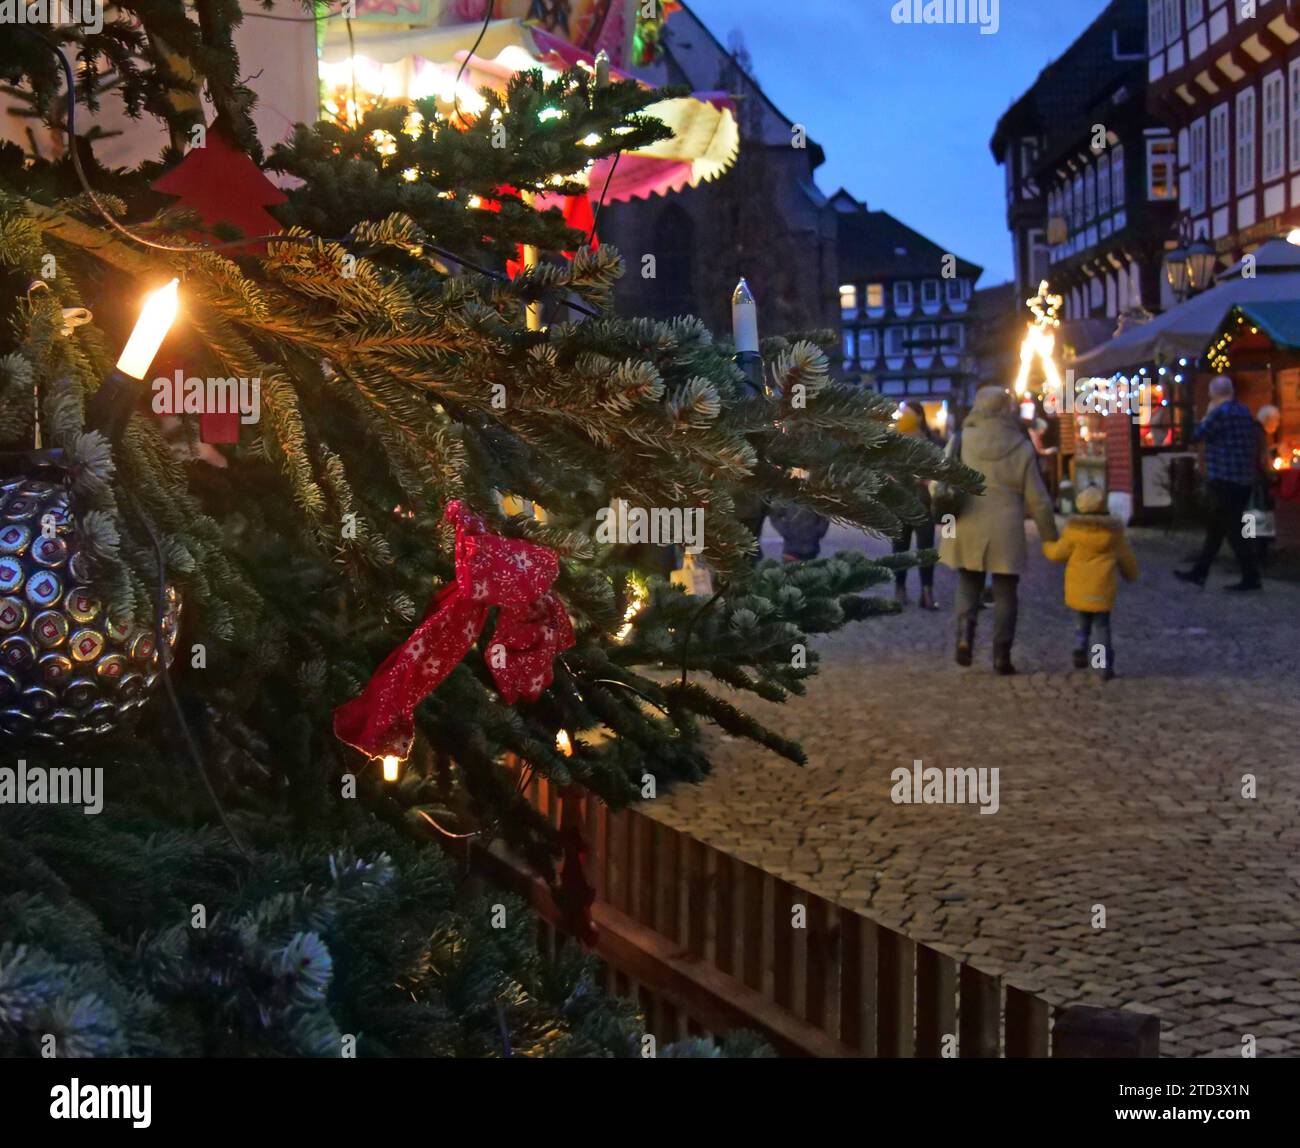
[686,0,1112,287]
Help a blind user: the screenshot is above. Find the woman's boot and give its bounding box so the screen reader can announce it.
[993,642,1017,676]
[955,615,975,666]
[919,586,939,611]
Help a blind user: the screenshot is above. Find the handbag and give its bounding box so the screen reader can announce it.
[1247,479,1276,539]
[928,432,969,520]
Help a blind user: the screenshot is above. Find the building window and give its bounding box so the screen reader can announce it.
[1097,153,1112,215]
[859,328,879,361]
[842,329,856,369]
[1264,70,1285,183]
[1237,87,1257,194]
[944,278,970,303]
[1147,135,1177,200]
[1112,144,1126,208]
[1084,166,1097,220]
[1291,58,1300,173]
[1164,0,1181,45]
[840,284,858,315]
[1186,0,1203,27]
[940,323,964,353]
[1149,0,1165,55]
[1189,116,1207,215]
[866,283,885,311]
[912,323,937,353]
[1210,102,1229,206]
[881,379,906,397]
[885,327,907,356]
[1072,172,1085,228]
[921,279,941,306]
[893,281,913,310]
[1062,181,1074,231]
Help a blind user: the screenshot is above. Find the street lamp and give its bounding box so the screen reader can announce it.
[1164,213,1216,301]
[1185,233,1217,290]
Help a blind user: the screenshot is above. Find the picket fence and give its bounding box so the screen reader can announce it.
[464,773,1159,1058]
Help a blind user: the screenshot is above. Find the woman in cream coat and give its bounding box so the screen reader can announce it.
[939,386,1058,674]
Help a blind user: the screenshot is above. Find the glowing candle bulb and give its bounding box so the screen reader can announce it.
[556,730,573,757]
[381,754,401,782]
[116,278,179,380]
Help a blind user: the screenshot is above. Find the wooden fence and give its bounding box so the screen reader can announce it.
[469,775,1159,1058]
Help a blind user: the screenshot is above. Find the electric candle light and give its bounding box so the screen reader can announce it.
[732,277,759,355]
[88,278,181,444]
[556,729,573,757]
[381,754,401,782]
[116,278,179,380]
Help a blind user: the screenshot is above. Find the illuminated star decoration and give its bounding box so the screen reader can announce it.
[1015,279,1065,403]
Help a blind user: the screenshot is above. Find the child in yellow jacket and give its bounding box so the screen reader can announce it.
[1042,485,1139,680]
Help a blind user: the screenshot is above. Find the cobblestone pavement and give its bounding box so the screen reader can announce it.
[646,522,1300,1058]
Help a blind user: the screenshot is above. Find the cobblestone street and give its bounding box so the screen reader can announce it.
[646,522,1300,1057]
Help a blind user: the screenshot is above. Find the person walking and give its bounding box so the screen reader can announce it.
[1174,375,1262,592]
[939,385,1059,675]
[1042,484,1139,681]
[891,402,940,609]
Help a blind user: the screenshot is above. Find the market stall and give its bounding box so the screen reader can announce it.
[1066,237,1300,523]
[1205,301,1300,550]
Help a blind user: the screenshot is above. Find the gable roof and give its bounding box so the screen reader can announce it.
[837,206,982,282]
[989,0,1146,161]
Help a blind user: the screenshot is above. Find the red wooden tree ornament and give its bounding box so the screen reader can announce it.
[151,120,288,443]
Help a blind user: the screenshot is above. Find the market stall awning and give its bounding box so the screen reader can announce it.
[1218,300,1300,349]
[319,18,739,203]
[1070,237,1300,376]
[1205,300,1300,371]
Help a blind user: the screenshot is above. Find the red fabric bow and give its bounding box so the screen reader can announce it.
[333,501,574,761]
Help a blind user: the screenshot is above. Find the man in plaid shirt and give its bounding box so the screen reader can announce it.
[1175,375,1262,591]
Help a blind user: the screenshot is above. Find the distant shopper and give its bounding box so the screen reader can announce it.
[1175,375,1262,592]
[769,503,829,562]
[939,385,1059,675]
[891,402,939,609]
[1042,485,1138,681]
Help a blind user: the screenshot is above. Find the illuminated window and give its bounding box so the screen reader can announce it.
[839,284,858,314]
[1147,136,1177,200]
[866,283,885,311]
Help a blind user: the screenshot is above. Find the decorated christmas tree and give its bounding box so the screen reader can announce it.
[0,5,970,1057]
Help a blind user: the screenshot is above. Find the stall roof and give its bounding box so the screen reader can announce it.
[1219,301,1300,349]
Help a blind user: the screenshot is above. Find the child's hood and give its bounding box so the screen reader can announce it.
[1068,513,1124,531]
